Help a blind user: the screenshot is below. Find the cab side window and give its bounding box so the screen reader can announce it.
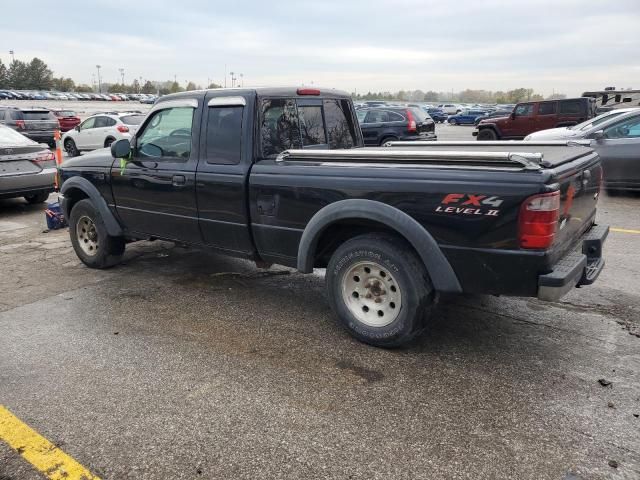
[205,106,243,165]
[538,102,557,115]
[260,99,301,157]
[137,107,194,161]
[604,115,640,139]
[514,104,534,116]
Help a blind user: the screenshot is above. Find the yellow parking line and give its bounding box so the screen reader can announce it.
[0,405,100,480]
[611,227,640,234]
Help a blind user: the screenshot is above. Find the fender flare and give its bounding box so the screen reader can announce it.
[477,123,502,137]
[297,199,462,293]
[60,176,123,237]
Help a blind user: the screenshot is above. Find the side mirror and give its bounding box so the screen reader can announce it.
[111,138,132,158]
[510,112,516,120]
[75,125,80,131]
[592,130,605,141]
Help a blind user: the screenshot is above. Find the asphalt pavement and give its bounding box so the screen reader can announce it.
[0,123,639,479]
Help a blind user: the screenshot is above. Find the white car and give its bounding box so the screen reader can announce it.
[438,104,462,115]
[62,112,146,156]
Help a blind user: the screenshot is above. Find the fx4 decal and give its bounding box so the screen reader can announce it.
[435,193,503,217]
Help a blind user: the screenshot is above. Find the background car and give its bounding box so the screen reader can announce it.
[51,109,81,132]
[438,104,462,114]
[525,108,640,194]
[62,112,146,156]
[475,97,597,140]
[0,124,56,204]
[356,106,436,146]
[0,106,59,146]
[426,107,447,123]
[447,109,488,125]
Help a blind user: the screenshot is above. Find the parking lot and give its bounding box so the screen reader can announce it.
[1,114,639,479]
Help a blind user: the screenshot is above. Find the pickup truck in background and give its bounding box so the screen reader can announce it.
[474,97,597,141]
[58,87,608,348]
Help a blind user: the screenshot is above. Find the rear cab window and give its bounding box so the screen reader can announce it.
[260,97,360,158]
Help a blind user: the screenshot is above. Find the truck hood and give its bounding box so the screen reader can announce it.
[478,115,510,125]
[61,148,115,169]
[525,127,583,141]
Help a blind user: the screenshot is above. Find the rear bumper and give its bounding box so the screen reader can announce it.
[0,168,56,198]
[537,224,609,301]
[400,132,437,142]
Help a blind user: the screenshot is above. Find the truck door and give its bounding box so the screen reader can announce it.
[110,100,202,243]
[536,101,557,131]
[196,95,255,254]
[506,103,535,138]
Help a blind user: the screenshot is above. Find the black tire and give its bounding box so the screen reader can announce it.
[104,137,115,148]
[477,128,498,141]
[24,192,49,204]
[69,199,125,269]
[64,138,79,157]
[606,188,620,197]
[449,118,458,125]
[379,136,398,146]
[326,233,436,348]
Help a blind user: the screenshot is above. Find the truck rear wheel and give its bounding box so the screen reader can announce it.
[477,129,497,141]
[326,233,436,348]
[69,199,125,269]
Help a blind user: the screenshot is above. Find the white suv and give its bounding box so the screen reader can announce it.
[62,112,146,156]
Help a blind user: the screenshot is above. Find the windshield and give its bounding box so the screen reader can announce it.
[570,110,627,131]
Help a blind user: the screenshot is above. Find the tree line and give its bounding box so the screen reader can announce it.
[352,88,567,104]
[0,57,221,95]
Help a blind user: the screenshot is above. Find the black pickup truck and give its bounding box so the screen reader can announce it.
[59,87,608,348]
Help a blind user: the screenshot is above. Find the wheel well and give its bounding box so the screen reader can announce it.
[104,137,115,147]
[379,135,398,145]
[63,187,89,214]
[310,219,414,269]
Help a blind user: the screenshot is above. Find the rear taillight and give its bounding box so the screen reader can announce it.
[15,120,25,129]
[406,109,417,133]
[518,191,560,249]
[33,150,56,168]
[116,125,129,133]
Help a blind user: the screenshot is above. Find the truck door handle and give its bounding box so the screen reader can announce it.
[172,175,186,186]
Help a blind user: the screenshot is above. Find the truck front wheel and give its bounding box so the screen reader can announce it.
[326,233,436,348]
[477,128,498,141]
[69,199,125,269]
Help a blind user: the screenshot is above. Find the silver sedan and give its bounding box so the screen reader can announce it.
[525,108,640,194]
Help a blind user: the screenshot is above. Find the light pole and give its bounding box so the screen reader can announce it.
[229,71,235,88]
[118,68,125,86]
[139,76,143,93]
[9,50,15,63]
[96,65,102,93]
[239,73,243,87]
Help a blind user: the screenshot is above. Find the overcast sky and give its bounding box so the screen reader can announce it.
[2,0,639,96]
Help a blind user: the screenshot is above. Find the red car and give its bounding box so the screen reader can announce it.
[52,110,81,132]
